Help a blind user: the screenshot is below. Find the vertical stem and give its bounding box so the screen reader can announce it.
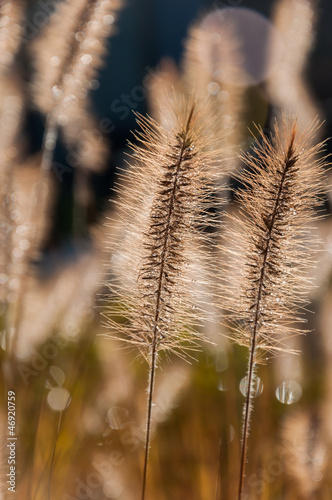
[237,340,257,499]
[140,107,195,500]
[215,437,222,500]
[237,132,296,499]
[141,340,157,500]
[48,406,66,500]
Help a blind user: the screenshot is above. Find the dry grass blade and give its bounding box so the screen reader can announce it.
[221,118,328,499]
[105,99,226,499]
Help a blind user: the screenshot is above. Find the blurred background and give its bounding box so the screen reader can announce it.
[1,0,332,499]
[23,0,332,245]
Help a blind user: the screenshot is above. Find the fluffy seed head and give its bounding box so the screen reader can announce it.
[106,100,225,363]
[32,0,121,114]
[223,118,328,362]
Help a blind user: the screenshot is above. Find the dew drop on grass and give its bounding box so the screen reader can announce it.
[52,85,63,100]
[239,375,264,397]
[275,380,302,404]
[103,14,115,25]
[64,95,79,107]
[90,79,100,90]
[207,81,220,95]
[50,56,61,67]
[81,53,92,65]
[75,31,84,42]
[45,136,56,151]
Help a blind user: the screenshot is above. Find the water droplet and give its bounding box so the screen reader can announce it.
[239,375,264,397]
[207,81,220,95]
[81,53,92,65]
[103,14,115,25]
[47,387,71,411]
[89,79,100,90]
[275,380,302,404]
[88,20,101,31]
[16,224,28,235]
[50,56,61,67]
[57,114,68,126]
[63,95,78,107]
[52,85,63,100]
[75,31,85,42]
[46,136,56,151]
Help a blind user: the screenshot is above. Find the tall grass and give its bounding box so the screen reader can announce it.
[0,1,331,500]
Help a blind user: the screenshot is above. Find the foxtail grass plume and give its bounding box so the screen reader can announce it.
[147,58,185,129]
[106,100,225,500]
[183,9,245,175]
[32,0,121,172]
[0,73,24,303]
[107,103,223,360]
[0,1,24,75]
[32,0,121,113]
[15,242,102,350]
[0,1,25,303]
[281,410,328,499]
[3,156,55,354]
[267,0,320,132]
[222,118,328,499]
